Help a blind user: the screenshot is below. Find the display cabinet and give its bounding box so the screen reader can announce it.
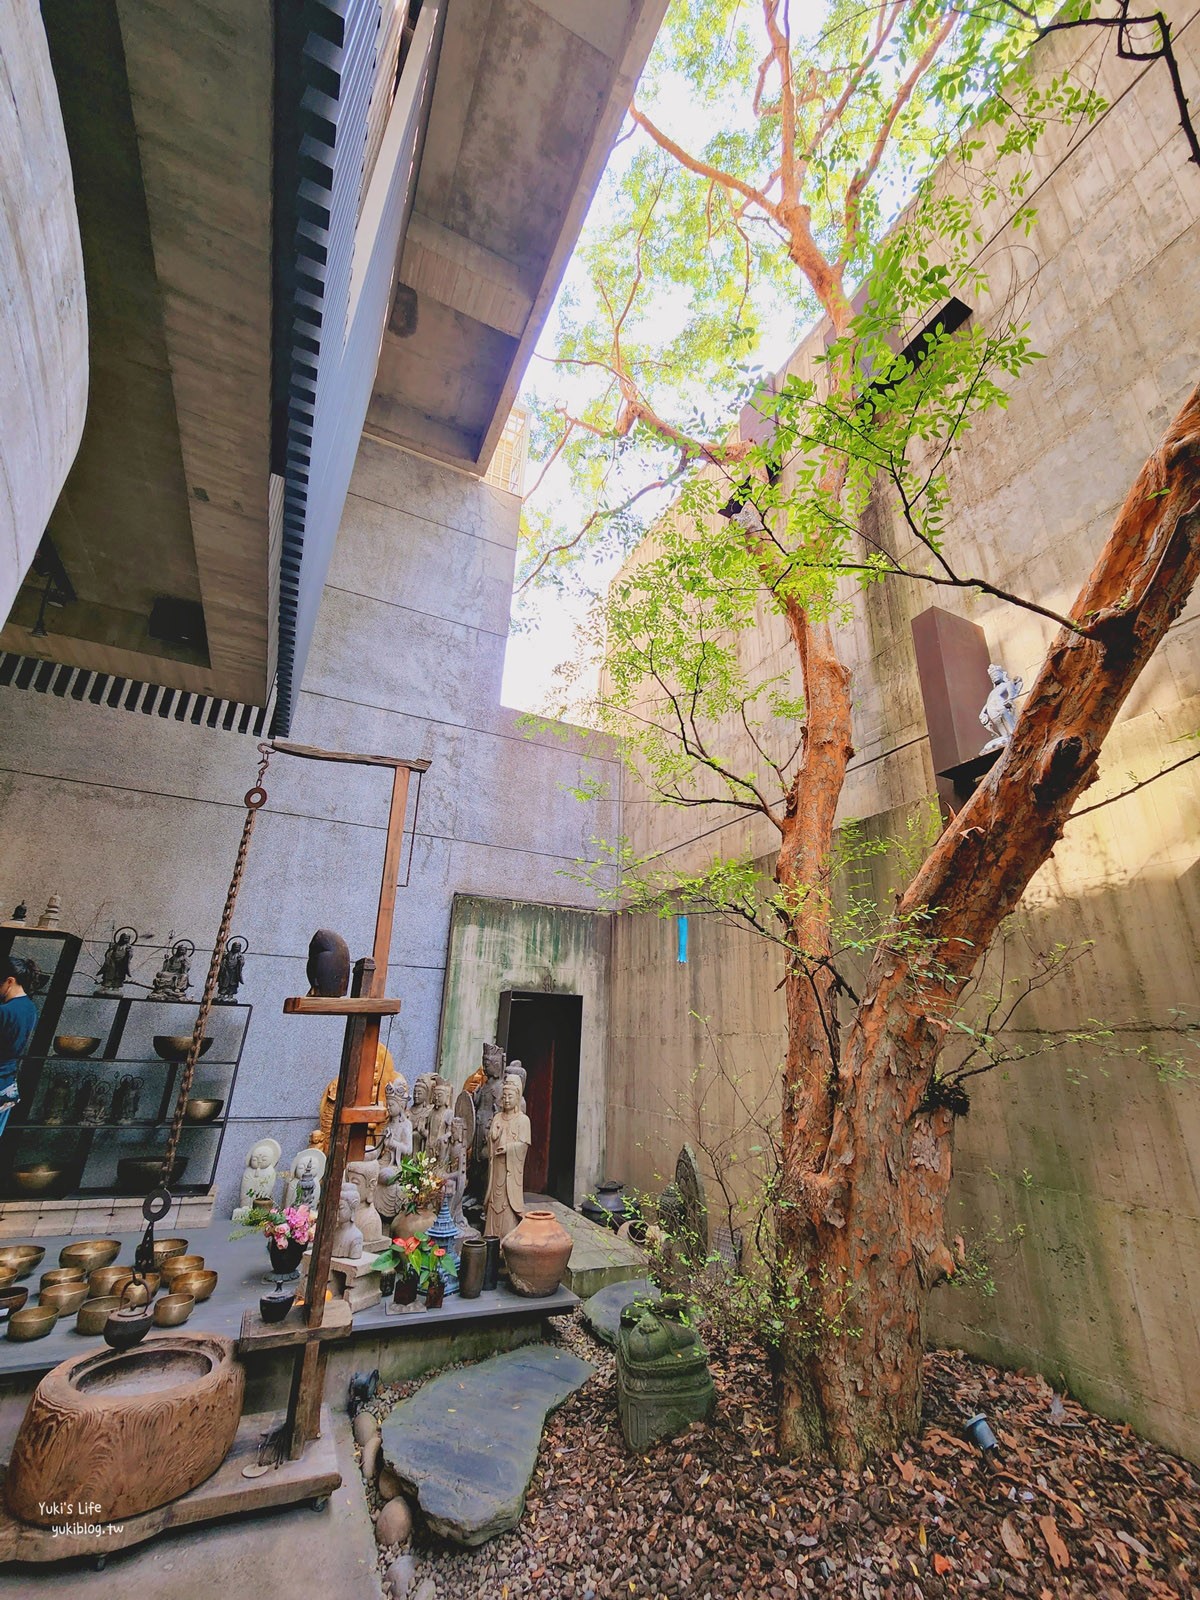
[0,930,250,1200]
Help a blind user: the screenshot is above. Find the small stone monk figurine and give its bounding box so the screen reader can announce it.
[484,1075,531,1241]
[332,1182,364,1260]
[233,1137,281,1221]
[285,1146,326,1211]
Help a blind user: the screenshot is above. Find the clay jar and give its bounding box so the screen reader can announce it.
[501,1210,572,1297]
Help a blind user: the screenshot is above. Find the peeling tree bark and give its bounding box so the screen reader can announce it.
[775,383,1200,1468]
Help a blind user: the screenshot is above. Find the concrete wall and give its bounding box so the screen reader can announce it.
[0,437,619,1216]
[437,892,612,1200]
[606,11,1200,1462]
[0,0,87,616]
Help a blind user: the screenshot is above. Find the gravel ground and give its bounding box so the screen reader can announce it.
[354,1311,1200,1600]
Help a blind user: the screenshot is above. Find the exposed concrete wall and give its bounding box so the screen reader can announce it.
[606,11,1200,1461]
[437,893,612,1201]
[0,0,87,618]
[0,437,619,1217]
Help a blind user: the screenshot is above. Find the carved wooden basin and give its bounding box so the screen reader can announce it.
[5,1334,244,1524]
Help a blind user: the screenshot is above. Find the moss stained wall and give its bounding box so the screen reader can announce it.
[437,893,612,1202]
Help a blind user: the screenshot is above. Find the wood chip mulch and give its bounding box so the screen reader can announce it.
[381,1313,1200,1600]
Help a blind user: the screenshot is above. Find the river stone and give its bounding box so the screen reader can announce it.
[380,1344,593,1545]
[353,1410,381,1447]
[361,1432,381,1481]
[378,1463,403,1502]
[376,1494,414,1546]
[384,1552,416,1598]
[581,1277,659,1346]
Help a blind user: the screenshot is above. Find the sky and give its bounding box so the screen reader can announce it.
[498,2,812,720]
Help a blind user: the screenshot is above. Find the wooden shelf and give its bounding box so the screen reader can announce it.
[237,1297,353,1353]
[282,996,402,1016]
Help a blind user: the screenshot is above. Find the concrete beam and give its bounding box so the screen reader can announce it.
[399,212,534,339]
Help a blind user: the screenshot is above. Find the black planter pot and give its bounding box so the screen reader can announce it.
[268,1238,306,1276]
[481,1236,501,1291]
[260,1288,296,1324]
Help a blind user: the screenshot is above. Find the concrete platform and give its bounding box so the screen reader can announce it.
[0,1407,376,1597]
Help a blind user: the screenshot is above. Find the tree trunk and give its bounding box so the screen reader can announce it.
[777,383,1200,1468]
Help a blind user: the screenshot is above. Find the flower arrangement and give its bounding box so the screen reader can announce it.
[239,1204,315,1248]
[371,1234,446,1290]
[378,1150,443,1213]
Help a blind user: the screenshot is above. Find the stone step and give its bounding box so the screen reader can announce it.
[380,1343,593,1545]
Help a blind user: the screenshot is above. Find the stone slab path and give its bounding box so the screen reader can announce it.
[580,1275,660,1346]
[381,1343,593,1545]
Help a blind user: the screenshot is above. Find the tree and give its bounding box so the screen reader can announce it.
[524,0,1200,1466]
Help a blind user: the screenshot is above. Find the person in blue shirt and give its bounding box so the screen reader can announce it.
[0,957,39,1136]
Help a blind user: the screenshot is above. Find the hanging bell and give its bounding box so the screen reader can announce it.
[103,1277,155,1351]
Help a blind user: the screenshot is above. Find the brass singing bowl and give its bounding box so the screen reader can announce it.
[169,1269,217,1303]
[53,1034,101,1058]
[151,1237,188,1265]
[40,1267,86,1291]
[88,1265,159,1299]
[153,1292,196,1327]
[0,1286,29,1315]
[39,1282,89,1315]
[13,1166,65,1196]
[0,1266,19,1289]
[183,1098,223,1124]
[75,1295,121,1335]
[161,1254,205,1283]
[8,1305,58,1341]
[59,1238,121,1272]
[0,1245,45,1280]
[152,1035,213,1064]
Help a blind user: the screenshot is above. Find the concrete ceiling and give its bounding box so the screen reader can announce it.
[0,0,275,704]
[364,0,671,472]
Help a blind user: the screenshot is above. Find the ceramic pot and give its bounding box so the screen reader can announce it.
[392,1272,418,1308]
[268,1238,305,1275]
[501,1210,572,1297]
[424,1273,445,1310]
[390,1208,437,1240]
[482,1236,501,1292]
[581,1181,629,1231]
[259,1288,295,1325]
[458,1239,486,1299]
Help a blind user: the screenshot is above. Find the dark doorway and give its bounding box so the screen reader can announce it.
[496,991,582,1206]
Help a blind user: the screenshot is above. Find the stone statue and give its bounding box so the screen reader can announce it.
[427,1079,454,1172]
[410,1074,436,1155]
[233,1137,281,1221]
[507,1059,528,1114]
[216,936,247,1004]
[95,927,137,996]
[374,1076,414,1225]
[979,662,1023,753]
[332,1182,364,1260]
[284,1146,326,1211]
[345,1158,386,1250]
[312,1043,398,1154]
[471,1043,507,1167]
[447,1115,468,1227]
[484,1075,531,1241]
[148,939,194,1002]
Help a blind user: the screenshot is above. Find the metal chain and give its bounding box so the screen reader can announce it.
[161,743,272,1180]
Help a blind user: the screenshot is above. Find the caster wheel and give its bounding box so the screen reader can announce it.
[312,1495,329,1512]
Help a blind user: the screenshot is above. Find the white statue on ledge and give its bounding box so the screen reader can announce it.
[979,663,1023,754]
[232,1137,281,1222]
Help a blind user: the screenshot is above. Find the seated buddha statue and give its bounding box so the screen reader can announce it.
[311,1042,398,1154]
